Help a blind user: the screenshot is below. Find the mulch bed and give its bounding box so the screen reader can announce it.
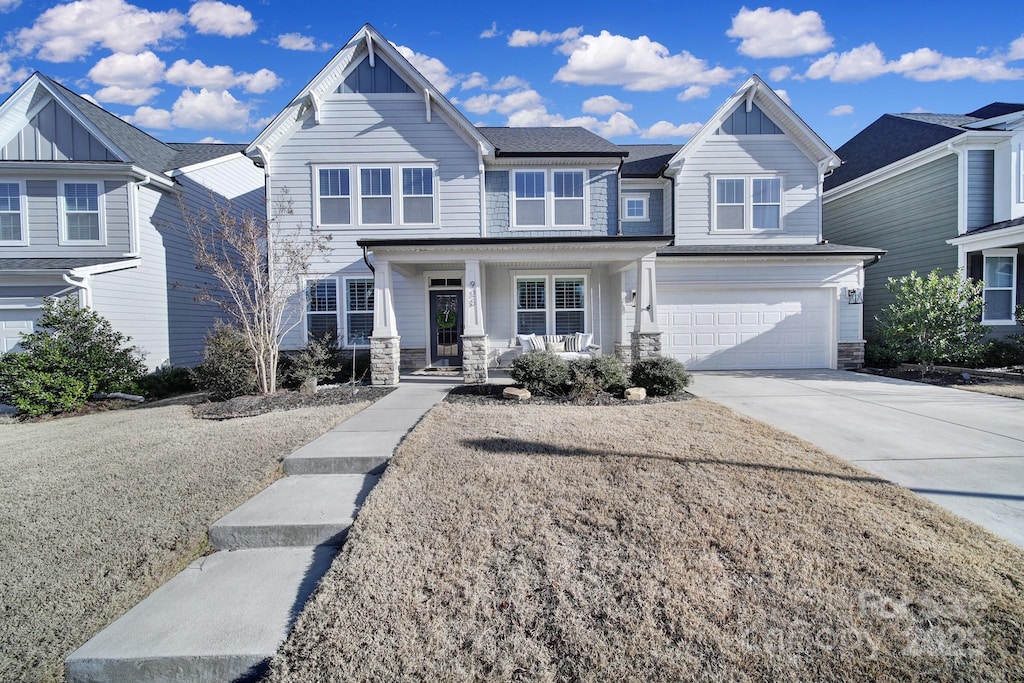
[445,383,694,406]
[858,367,1024,391]
[193,385,395,420]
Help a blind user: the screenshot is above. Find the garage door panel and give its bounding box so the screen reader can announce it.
[0,310,41,354]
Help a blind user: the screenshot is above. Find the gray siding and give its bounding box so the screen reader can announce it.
[967,149,994,229]
[620,188,664,236]
[484,168,617,237]
[2,100,118,162]
[823,154,959,336]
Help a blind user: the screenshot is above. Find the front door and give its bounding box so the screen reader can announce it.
[429,290,463,366]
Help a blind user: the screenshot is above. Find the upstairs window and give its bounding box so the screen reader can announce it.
[513,171,546,227]
[401,167,435,224]
[553,171,585,226]
[345,278,374,346]
[60,182,103,243]
[306,279,339,342]
[0,182,25,244]
[715,178,745,231]
[622,194,648,222]
[360,168,392,224]
[317,168,351,226]
[982,250,1017,323]
[713,176,783,232]
[512,169,587,229]
[752,178,781,229]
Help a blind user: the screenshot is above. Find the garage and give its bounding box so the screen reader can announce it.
[657,287,834,370]
[0,307,41,353]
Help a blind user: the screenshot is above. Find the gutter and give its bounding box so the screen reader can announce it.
[62,272,92,308]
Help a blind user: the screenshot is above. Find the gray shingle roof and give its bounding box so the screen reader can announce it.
[0,257,137,271]
[965,103,1024,120]
[894,113,981,128]
[477,127,625,157]
[962,215,1024,237]
[658,243,885,257]
[618,144,680,177]
[166,142,248,169]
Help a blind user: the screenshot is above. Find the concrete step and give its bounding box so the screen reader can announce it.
[283,430,405,474]
[209,474,378,549]
[65,546,336,683]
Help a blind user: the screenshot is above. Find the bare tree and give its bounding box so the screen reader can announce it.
[180,189,331,394]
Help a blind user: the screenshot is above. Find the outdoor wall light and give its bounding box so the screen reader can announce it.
[846,288,864,304]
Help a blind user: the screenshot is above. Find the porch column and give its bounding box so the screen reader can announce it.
[461,259,488,384]
[370,258,400,386]
[631,253,662,362]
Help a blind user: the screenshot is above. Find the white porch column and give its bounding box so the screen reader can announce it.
[462,258,488,384]
[631,253,662,361]
[370,258,400,386]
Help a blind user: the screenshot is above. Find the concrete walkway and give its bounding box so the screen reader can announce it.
[688,370,1024,548]
[65,377,455,683]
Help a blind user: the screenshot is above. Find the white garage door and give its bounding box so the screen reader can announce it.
[658,288,833,370]
[0,308,40,353]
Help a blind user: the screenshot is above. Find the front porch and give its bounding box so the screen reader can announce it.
[357,235,670,385]
[950,217,1024,334]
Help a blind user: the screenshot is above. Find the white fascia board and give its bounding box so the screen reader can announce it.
[947,224,1024,248]
[168,152,249,177]
[963,111,1024,130]
[69,258,141,277]
[366,243,665,265]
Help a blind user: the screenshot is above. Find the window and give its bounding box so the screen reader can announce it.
[553,171,584,226]
[514,275,586,335]
[360,167,392,224]
[60,182,103,242]
[306,279,339,342]
[982,250,1017,323]
[513,171,545,227]
[713,176,782,231]
[0,182,25,244]
[345,278,374,346]
[512,169,587,228]
[317,168,351,226]
[401,167,434,224]
[622,194,648,222]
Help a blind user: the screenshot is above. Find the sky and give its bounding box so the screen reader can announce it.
[0,0,1022,150]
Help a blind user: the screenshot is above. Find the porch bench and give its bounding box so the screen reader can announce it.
[516,333,600,361]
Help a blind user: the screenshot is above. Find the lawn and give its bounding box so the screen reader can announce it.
[268,399,1024,682]
[0,399,370,683]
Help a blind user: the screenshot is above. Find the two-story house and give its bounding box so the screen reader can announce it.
[823,104,1024,338]
[0,73,265,369]
[248,24,882,385]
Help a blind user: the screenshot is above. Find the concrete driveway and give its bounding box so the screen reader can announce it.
[688,370,1024,548]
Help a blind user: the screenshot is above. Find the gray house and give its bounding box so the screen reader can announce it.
[0,73,265,369]
[823,104,1024,337]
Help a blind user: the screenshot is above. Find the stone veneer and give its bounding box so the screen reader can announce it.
[631,331,662,363]
[613,342,632,366]
[837,340,865,369]
[462,335,488,384]
[370,336,400,386]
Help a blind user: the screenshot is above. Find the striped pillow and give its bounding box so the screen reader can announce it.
[563,333,582,352]
[527,334,546,351]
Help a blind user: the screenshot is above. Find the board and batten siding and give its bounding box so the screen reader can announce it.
[674,136,821,244]
[823,154,959,336]
[967,149,994,230]
[2,99,118,162]
[484,168,618,237]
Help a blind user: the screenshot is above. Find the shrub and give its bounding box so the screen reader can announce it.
[0,297,145,416]
[508,352,570,396]
[863,340,902,369]
[568,355,628,397]
[629,356,691,396]
[281,335,343,387]
[135,366,196,400]
[192,322,258,400]
[981,337,1024,368]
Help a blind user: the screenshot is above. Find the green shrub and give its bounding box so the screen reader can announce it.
[981,337,1024,368]
[281,335,343,387]
[567,355,628,397]
[135,366,196,399]
[509,351,570,396]
[629,356,691,396]
[191,322,258,400]
[0,297,145,416]
[863,341,902,369]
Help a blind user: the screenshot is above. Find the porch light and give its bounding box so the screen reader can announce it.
[846,288,863,304]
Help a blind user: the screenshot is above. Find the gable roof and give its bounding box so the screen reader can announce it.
[617,144,681,177]
[478,127,625,158]
[965,103,1024,119]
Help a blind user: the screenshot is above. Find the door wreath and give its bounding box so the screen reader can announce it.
[436,308,457,330]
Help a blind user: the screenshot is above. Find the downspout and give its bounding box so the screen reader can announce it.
[615,156,625,235]
[126,174,153,257]
[62,272,92,308]
[863,255,881,269]
[362,245,375,274]
[659,167,676,241]
[946,141,966,236]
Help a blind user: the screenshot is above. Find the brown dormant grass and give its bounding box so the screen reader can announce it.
[268,399,1024,683]
[0,401,368,683]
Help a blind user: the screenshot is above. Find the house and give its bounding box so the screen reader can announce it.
[247,24,882,385]
[0,73,265,369]
[823,103,1024,338]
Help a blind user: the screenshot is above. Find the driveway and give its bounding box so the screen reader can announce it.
[688,370,1024,548]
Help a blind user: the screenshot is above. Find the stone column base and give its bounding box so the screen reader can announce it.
[370,336,401,386]
[613,342,632,366]
[631,331,662,363]
[462,335,488,384]
[837,340,865,369]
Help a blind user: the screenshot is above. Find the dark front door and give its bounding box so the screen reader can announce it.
[429,290,463,366]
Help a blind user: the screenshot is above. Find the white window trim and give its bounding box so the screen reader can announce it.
[621,193,649,222]
[357,166,394,227]
[302,276,341,345]
[510,169,589,230]
[710,174,784,233]
[57,180,106,246]
[343,275,375,348]
[398,164,438,226]
[314,163,439,229]
[512,271,590,336]
[312,165,353,228]
[981,248,1018,325]
[0,179,28,246]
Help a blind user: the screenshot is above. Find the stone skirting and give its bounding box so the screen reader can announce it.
[613,342,632,366]
[631,331,662,363]
[370,336,400,386]
[399,347,427,373]
[837,340,865,369]
[462,335,488,384]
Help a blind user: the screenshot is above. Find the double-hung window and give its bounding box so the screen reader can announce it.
[552,171,585,226]
[60,182,103,243]
[401,167,434,224]
[345,278,374,346]
[306,279,339,342]
[515,275,586,335]
[713,176,782,231]
[982,250,1017,323]
[360,168,392,224]
[0,182,25,244]
[513,171,546,227]
[317,168,351,226]
[512,170,587,228]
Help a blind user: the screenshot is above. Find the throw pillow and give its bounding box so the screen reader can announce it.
[545,341,566,352]
[564,333,582,352]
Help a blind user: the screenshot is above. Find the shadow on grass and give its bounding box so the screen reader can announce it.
[463,436,892,486]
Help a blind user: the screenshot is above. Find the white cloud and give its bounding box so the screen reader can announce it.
[394,44,456,94]
[769,65,792,82]
[774,88,791,105]
[276,32,331,52]
[187,1,255,37]
[462,89,544,116]
[641,120,702,139]
[805,43,889,82]
[581,95,632,115]
[480,21,500,39]
[88,51,165,87]
[460,72,488,90]
[0,0,21,12]
[506,107,639,139]
[13,0,186,62]
[507,27,582,48]
[829,104,854,116]
[0,52,30,92]
[554,30,741,91]
[171,88,252,131]
[123,105,172,129]
[165,59,280,93]
[93,85,160,105]
[677,85,710,102]
[727,7,832,58]
[1009,35,1024,60]
[806,42,1024,83]
[492,75,529,90]
[197,136,225,143]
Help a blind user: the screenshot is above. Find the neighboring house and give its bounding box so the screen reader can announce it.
[0,73,265,369]
[247,24,882,385]
[823,103,1024,338]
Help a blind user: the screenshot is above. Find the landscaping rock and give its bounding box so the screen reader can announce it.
[299,377,318,395]
[624,387,647,401]
[503,387,532,401]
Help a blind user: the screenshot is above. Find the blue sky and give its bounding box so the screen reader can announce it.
[0,0,1021,149]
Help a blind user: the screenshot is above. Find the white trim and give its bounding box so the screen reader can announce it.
[981,248,1018,325]
[511,270,590,336]
[57,180,106,246]
[398,164,438,226]
[313,162,440,229]
[621,193,649,222]
[0,179,28,246]
[509,168,589,230]
[343,275,375,348]
[169,152,250,177]
[312,164,353,228]
[710,174,784,232]
[948,223,1024,247]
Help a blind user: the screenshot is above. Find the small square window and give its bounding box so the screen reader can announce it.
[622,195,648,222]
